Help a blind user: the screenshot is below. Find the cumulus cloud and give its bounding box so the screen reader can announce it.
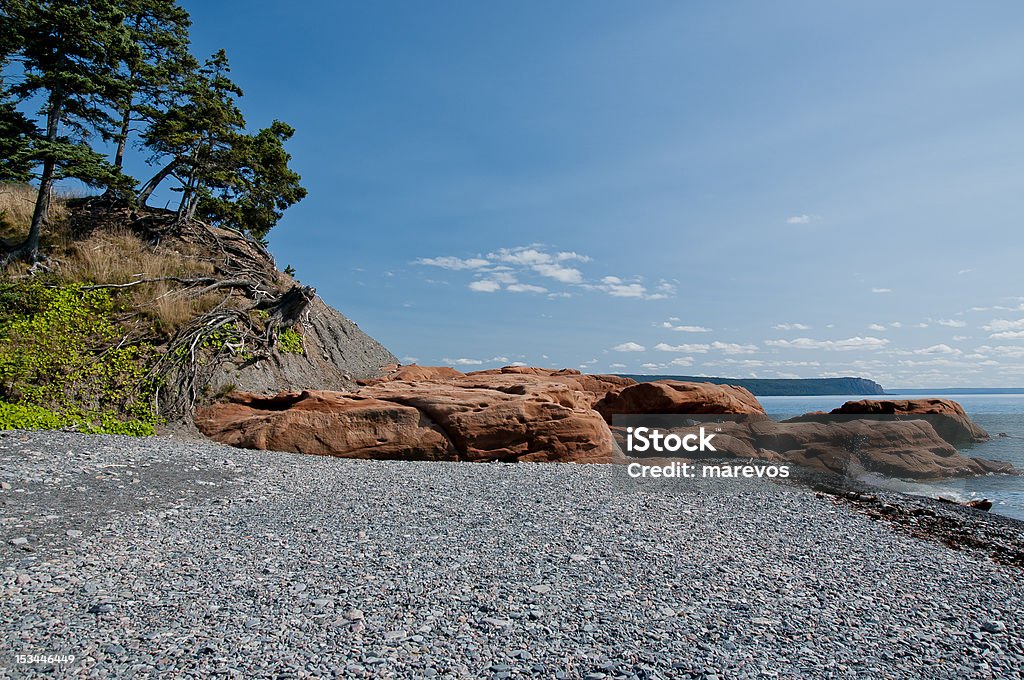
[613,342,646,352]
[773,323,811,331]
[711,341,759,355]
[659,321,712,332]
[765,336,890,351]
[983,318,1024,332]
[936,319,967,328]
[990,330,1024,340]
[868,323,887,332]
[417,245,677,300]
[871,288,892,294]
[533,262,583,284]
[443,357,484,366]
[608,363,627,369]
[506,283,547,293]
[416,256,489,270]
[786,214,814,225]
[655,342,710,353]
[912,344,962,355]
[468,280,501,293]
[669,357,694,367]
[593,277,675,300]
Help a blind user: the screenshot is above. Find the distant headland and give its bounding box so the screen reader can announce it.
[618,375,885,397]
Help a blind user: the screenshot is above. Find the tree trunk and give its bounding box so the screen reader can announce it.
[8,90,61,263]
[137,157,179,206]
[113,96,132,170]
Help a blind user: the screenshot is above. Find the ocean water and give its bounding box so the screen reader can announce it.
[758,394,1024,522]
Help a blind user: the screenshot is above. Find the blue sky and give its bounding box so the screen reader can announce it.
[174,1,1024,387]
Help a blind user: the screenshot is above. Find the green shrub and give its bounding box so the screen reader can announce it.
[0,281,158,436]
[277,326,304,355]
[0,402,156,436]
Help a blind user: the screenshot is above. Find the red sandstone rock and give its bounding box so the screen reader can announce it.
[195,390,455,460]
[197,375,615,463]
[357,364,464,385]
[787,398,989,447]
[594,380,765,422]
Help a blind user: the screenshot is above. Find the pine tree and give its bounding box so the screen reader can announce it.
[0,1,34,183]
[111,0,191,174]
[4,0,134,262]
[196,121,307,241]
[138,49,245,219]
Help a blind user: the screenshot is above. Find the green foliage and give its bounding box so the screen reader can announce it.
[0,401,155,436]
[277,326,304,355]
[0,281,158,435]
[1,1,304,254]
[195,120,307,240]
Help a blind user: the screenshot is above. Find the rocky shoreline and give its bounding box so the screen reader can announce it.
[195,365,1016,481]
[2,430,1023,677]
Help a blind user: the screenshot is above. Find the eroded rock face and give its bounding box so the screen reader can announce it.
[595,380,765,421]
[783,398,989,448]
[197,371,615,463]
[196,368,1013,479]
[740,419,1007,479]
[194,391,456,460]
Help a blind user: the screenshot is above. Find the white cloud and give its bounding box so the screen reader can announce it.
[871,288,892,294]
[533,262,583,284]
[508,361,528,367]
[889,322,903,328]
[990,330,1024,340]
[669,357,694,367]
[608,363,627,369]
[594,277,675,300]
[711,341,759,355]
[913,344,962,356]
[640,363,662,370]
[444,357,484,366]
[868,323,887,332]
[417,256,489,270]
[958,269,973,275]
[506,283,548,293]
[400,356,419,364]
[773,323,811,331]
[765,336,890,351]
[468,280,501,293]
[655,342,710,353]
[612,342,646,352]
[660,321,712,333]
[786,214,814,225]
[983,318,1024,332]
[936,319,967,328]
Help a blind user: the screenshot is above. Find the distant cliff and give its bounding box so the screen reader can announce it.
[619,375,885,397]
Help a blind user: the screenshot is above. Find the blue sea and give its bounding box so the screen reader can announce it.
[758,394,1024,522]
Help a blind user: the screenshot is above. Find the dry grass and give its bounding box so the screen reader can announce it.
[1,188,246,337]
[0,182,71,243]
[56,229,222,335]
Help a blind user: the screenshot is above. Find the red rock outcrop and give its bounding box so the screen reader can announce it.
[786,398,989,447]
[196,371,1014,479]
[197,373,616,463]
[357,364,464,385]
[194,391,456,460]
[594,380,765,421]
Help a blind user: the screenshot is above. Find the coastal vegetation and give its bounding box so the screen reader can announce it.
[0,0,310,434]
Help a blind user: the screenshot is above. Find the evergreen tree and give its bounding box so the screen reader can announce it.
[111,0,191,173]
[4,0,134,262]
[196,121,307,241]
[0,1,34,183]
[138,49,245,220]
